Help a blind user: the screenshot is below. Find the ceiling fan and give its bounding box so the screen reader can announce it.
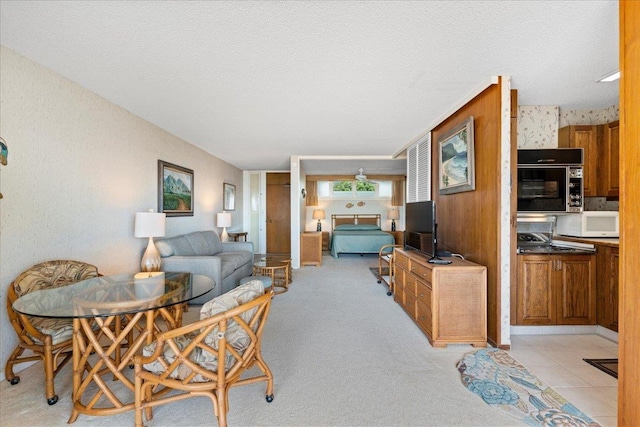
[354,168,377,185]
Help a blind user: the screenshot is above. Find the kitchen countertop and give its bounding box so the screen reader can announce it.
[553,235,619,248]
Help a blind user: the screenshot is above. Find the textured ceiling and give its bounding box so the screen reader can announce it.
[0,1,619,175]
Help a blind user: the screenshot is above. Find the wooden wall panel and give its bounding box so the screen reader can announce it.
[431,82,503,346]
[618,1,640,424]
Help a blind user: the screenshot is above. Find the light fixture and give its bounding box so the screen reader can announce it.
[597,70,620,82]
[134,209,166,272]
[388,208,399,232]
[217,212,232,242]
[313,209,325,232]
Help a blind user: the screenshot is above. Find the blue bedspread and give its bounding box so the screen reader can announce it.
[330,228,394,258]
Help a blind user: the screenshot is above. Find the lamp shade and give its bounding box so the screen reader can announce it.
[134,210,166,238]
[313,209,325,220]
[217,212,232,228]
[387,208,400,220]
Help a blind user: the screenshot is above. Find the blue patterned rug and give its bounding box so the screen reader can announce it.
[457,348,600,426]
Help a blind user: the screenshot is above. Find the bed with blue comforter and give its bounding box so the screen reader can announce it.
[330,215,394,258]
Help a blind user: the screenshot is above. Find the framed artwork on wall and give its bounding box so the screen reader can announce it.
[438,116,475,195]
[158,160,194,216]
[223,182,236,211]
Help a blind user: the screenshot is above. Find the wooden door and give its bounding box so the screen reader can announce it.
[266,173,291,254]
[597,246,619,331]
[556,255,596,325]
[516,256,556,325]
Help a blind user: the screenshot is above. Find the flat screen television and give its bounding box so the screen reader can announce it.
[404,200,451,264]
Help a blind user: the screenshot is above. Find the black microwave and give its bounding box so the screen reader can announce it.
[517,149,584,213]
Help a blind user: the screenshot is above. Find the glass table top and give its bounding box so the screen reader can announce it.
[13,272,215,319]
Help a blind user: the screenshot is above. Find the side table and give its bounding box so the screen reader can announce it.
[228,232,248,242]
[253,259,289,294]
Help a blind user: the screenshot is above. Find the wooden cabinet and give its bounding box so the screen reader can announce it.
[387,231,404,246]
[558,125,599,197]
[300,232,322,266]
[601,121,619,197]
[515,254,596,325]
[558,121,619,198]
[394,249,487,348]
[596,245,619,331]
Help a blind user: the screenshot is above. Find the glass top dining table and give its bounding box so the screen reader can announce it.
[12,271,215,319]
[12,271,215,423]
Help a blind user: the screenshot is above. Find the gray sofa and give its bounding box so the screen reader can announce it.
[155,230,254,304]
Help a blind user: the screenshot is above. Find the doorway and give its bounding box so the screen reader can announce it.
[266,172,291,254]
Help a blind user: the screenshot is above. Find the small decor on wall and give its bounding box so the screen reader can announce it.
[0,137,7,199]
[158,160,194,217]
[345,203,354,209]
[438,116,475,195]
[357,201,366,207]
[223,182,236,211]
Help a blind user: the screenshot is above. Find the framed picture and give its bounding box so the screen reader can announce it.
[158,160,194,217]
[223,182,236,211]
[438,116,475,195]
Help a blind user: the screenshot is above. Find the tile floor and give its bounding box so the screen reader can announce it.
[509,334,618,427]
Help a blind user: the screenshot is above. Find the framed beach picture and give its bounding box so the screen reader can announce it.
[438,116,475,195]
[158,160,194,216]
[223,182,236,211]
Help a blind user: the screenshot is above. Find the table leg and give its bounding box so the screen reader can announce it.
[68,306,181,422]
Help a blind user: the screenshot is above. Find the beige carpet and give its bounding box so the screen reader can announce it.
[1,254,519,426]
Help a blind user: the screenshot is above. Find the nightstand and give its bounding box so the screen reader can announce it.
[300,232,323,266]
[321,231,330,252]
[387,231,404,246]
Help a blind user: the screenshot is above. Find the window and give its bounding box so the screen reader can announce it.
[317,180,391,199]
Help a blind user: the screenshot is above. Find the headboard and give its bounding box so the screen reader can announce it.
[332,214,381,230]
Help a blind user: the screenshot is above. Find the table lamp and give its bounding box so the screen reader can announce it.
[388,208,399,232]
[217,212,232,242]
[134,209,166,272]
[313,209,325,232]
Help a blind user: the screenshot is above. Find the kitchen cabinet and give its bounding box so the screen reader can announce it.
[596,245,619,331]
[515,254,596,325]
[600,121,619,197]
[558,125,599,197]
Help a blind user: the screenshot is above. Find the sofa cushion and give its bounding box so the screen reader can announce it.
[156,231,223,257]
[217,251,253,272]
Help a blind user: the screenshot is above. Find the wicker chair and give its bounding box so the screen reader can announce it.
[134,280,274,427]
[5,260,100,405]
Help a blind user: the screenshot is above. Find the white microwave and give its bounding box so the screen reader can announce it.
[556,211,619,238]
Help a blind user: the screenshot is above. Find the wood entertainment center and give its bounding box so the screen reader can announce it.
[393,248,487,348]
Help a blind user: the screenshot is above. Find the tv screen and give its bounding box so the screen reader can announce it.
[404,201,436,257]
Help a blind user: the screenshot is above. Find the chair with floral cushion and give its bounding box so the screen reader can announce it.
[5,260,100,405]
[134,279,274,427]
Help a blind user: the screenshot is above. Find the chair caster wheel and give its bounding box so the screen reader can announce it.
[387,291,392,296]
[10,377,20,385]
[266,394,274,403]
[47,395,59,405]
[377,280,381,284]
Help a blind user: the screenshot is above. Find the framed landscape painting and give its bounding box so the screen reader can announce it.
[438,116,475,195]
[158,160,194,216]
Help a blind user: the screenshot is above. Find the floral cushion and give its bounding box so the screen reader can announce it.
[142,281,265,382]
[13,260,99,345]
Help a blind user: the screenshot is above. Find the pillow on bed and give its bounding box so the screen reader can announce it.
[334,224,380,231]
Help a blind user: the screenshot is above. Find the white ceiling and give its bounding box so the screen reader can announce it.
[0,1,619,176]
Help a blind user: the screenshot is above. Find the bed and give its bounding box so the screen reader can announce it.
[330,214,395,258]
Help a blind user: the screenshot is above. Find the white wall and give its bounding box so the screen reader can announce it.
[0,46,243,377]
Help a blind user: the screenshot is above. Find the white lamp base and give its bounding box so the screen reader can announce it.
[141,237,162,272]
[221,227,229,242]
